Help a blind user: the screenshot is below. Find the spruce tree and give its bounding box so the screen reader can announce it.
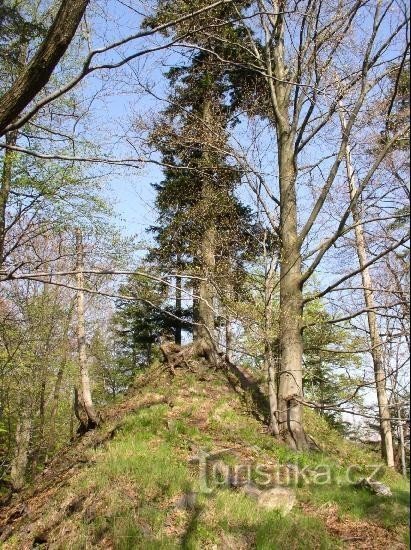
[147,8,257,355]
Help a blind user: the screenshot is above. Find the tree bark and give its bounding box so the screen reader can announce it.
[197,97,218,364]
[0,131,17,268]
[192,288,199,341]
[147,341,152,365]
[277,134,307,450]
[198,224,216,344]
[225,318,233,363]
[175,274,182,345]
[75,228,99,430]
[343,136,395,468]
[45,362,65,461]
[10,409,32,491]
[264,250,279,436]
[397,406,407,477]
[0,0,89,135]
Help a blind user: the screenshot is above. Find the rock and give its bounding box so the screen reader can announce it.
[256,486,296,514]
[241,483,295,514]
[355,478,392,497]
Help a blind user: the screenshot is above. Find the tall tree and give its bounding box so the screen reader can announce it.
[149,41,255,358]
[74,228,99,431]
[340,114,395,466]
[209,0,410,450]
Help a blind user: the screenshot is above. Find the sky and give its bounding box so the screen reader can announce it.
[6,0,407,420]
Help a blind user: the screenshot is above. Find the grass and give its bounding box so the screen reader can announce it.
[181,490,338,549]
[74,403,340,548]
[3,369,409,549]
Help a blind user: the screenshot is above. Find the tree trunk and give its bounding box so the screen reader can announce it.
[0,131,17,268]
[175,274,182,345]
[31,377,47,471]
[264,250,279,436]
[225,318,233,363]
[10,410,32,491]
[147,341,152,365]
[198,224,216,344]
[197,97,218,364]
[45,363,65,461]
[343,139,395,468]
[397,406,407,477]
[277,135,307,450]
[192,289,199,341]
[0,0,90,135]
[75,228,99,430]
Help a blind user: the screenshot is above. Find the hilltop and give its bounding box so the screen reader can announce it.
[0,362,409,549]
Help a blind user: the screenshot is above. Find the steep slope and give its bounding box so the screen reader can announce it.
[0,362,409,549]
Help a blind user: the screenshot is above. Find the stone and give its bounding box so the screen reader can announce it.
[355,478,392,497]
[256,486,296,514]
[241,483,296,514]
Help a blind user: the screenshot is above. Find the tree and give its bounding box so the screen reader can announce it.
[147,0,256,358]
[0,0,90,135]
[197,0,410,450]
[114,272,170,370]
[74,228,99,431]
[340,115,395,466]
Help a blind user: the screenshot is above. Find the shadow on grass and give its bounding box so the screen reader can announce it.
[300,482,410,530]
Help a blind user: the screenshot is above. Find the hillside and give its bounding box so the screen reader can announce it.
[0,362,409,550]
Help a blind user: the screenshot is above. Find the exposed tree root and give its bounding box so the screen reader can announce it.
[159,337,222,374]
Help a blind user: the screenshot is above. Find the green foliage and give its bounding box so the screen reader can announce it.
[146,1,261,337]
[0,1,45,79]
[8,155,110,234]
[113,271,170,366]
[302,300,364,433]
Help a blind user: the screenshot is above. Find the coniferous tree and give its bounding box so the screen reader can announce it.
[147,2,257,356]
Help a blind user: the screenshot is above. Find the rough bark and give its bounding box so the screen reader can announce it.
[192,290,200,341]
[0,0,89,135]
[277,134,307,450]
[225,318,233,363]
[198,224,216,344]
[175,274,182,345]
[0,131,17,268]
[197,97,218,365]
[75,228,99,430]
[344,140,395,468]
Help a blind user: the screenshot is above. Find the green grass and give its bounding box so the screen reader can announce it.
[4,371,409,549]
[181,490,338,549]
[76,403,341,548]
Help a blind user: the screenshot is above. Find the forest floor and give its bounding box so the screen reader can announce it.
[0,361,409,549]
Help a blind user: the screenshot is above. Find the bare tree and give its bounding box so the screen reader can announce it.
[206,0,410,449]
[340,113,395,466]
[74,228,99,430]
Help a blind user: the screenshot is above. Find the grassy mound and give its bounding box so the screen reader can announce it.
[1,366,409,549]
